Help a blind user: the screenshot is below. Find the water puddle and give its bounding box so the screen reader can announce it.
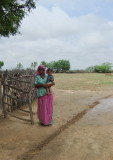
[81,97,113,126]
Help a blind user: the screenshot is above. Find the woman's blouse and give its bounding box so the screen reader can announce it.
[35,75,47,97]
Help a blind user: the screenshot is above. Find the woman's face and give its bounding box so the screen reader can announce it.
[39,68,45,75]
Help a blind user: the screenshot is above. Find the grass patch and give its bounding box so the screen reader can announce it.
[54,73,113,91]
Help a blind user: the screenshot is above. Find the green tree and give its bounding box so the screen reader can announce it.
[31,61,38,70]
[41,61,54,68]
[95,63,112,73]
[16,62,23,70]
[41,61,48,67]
[86,62,112,73]
[0,61,4,69]
[0,0,36,37]
[41,60,70,72]
[47,61,56,69]
[55,60,70,71]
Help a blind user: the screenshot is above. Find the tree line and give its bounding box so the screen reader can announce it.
[16,60,70,72]
[41,60,70,72]
[1,60,113,73]
[86,62,112,73]
[0,60,71,72]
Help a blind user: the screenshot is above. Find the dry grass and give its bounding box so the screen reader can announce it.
[54,73,113,91]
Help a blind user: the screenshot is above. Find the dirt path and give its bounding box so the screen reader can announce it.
[0,89,113,160]
[29,97,113,160]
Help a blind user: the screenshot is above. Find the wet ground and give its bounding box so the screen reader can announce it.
[30,97,113,160]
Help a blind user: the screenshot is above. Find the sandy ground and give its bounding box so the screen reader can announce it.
[0,87,113,160]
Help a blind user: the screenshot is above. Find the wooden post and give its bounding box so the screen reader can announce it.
[0,77,2,112]
[28,87,34,124]
[2,70,7,118]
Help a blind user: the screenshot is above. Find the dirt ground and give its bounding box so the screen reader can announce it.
[0,87,113,160]
[30,97,113,160]
[0,73,113,160]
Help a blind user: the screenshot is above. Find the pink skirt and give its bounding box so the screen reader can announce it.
[37,93,53,125]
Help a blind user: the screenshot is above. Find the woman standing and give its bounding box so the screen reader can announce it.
[35,65,55,126]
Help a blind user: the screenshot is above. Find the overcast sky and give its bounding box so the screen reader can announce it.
[1,0,113,69]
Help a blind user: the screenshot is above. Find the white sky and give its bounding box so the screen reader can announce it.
[0,0,113,69]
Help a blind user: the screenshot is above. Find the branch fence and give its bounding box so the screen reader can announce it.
[0,70,36,124]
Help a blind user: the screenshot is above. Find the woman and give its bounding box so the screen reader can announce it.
[35,65,55,126]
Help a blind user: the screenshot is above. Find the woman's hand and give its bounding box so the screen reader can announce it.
[35,84,48,88]
[35,82,55,88]
[52,82,55,85]
[47,82,55,88]
[43,84,50,88]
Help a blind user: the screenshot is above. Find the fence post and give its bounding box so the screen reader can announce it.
[28,79,34,124]
[2,70,7,118]
[0,76,2,112]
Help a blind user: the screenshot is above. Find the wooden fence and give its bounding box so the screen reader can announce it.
[0,70,36,124]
